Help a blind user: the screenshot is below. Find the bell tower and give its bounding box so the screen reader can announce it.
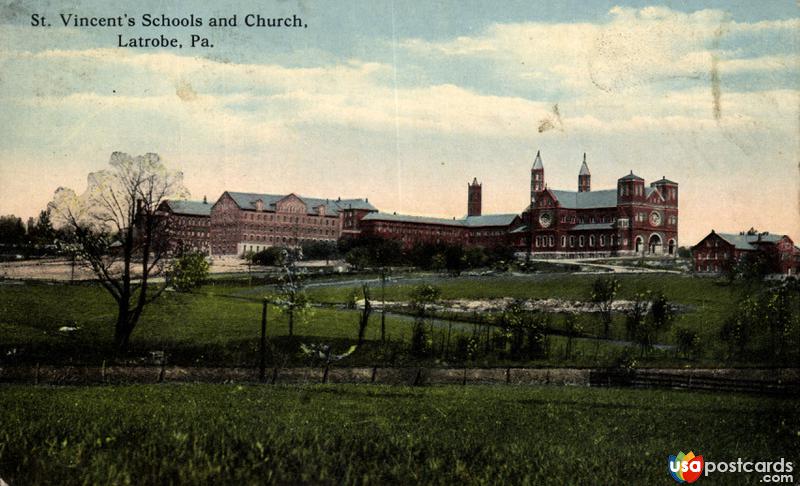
[578,153,591,192]
[531,150,544,204]
[468,178,482,217]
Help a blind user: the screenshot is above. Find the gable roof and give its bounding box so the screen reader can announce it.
[163,199,212,216]
[224,191,376,216]
[710,232,787,251]
[362,212,518,228]
[550,189,617,209]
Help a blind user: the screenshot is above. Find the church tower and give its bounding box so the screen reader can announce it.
[531,150,544,204]
[467,178,482,217]
[578,153,591,192]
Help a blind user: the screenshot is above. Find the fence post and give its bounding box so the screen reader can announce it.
[260,299,268,383]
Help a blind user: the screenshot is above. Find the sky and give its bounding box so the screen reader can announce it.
[0,0,798,244]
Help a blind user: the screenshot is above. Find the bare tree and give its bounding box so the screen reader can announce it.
[49,152,188,351]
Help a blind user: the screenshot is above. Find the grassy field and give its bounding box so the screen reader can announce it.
[0,384,796,485]
[0,272,753,367]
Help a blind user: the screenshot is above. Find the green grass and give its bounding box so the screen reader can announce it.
[0,384,796,485]
[0,282,425,366]
[0,272,752,367]
[306,273,737,345]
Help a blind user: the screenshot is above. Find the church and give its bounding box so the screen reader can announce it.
[517,151,679,257]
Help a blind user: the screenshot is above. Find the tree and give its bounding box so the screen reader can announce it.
[675,327,700,359]
[409,284,441,357]
[563,313,583,360]
[275,247,310,337]
[624,292,650,356]
[167,248,210,292]
[301,240,339,263]
[591,276,620,338]
[28,209,55,246]
[357,284,372,345]
[48,152,188,350]
[0,215,26,246]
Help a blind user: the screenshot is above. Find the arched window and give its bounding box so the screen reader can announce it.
[579,235,585,247]
[589,235,596,247]
[561,235,566,247]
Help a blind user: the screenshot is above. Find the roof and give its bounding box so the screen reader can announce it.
[532,151,543,170]
[653,177,678,185]
[714,232,786,251]
[163,199,212,216]
[550,189,617,209]
[571,222,614,231]
[463,214,519,227]
[619,171,643,181]
[579,154,590,175]
[224,191,376,217]
[362,212,518,228]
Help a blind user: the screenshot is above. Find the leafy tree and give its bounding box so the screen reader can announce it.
[167,249,210,292]
[301,240,339,262]
[498,300,526,357]
[649,291,675,336]
[409,284,441,357]
[591,276,620,338]
[410,320,433,357]
[28,209,55,246]
[0,215,26,246]
[727,251,773,286]
[250,247,287,266]
[675,327,700,359]
[624,292,650,355]
[48,152,187,350]
[720,296,759,359]
[525,313,549,359]
[273,247,309,337]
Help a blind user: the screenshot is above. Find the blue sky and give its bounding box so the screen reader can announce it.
[0,0,798,243]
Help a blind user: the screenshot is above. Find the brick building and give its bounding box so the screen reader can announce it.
[156,198,212,253]
[208,191,376,255]
[159,149,681,259]
[358,212,520,249]
[518,151,679,257]
[692,229,800,275]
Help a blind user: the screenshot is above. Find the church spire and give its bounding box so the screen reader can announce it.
[532,150,543,170]
[531,150,545,203]
[578,153,591,192]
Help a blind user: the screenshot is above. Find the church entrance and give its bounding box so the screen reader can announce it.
[648,234,662,254]
[635,236,644,254]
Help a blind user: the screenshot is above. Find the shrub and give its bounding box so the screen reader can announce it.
[410,320,432,357]
[167,250,210,292]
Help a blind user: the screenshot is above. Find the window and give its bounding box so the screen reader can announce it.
[561,235,566,247]
[579,235,585,247]
[549,235,554,247]
[600,235,605,247]
[570,236,575,247]
[589,235,595,247]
